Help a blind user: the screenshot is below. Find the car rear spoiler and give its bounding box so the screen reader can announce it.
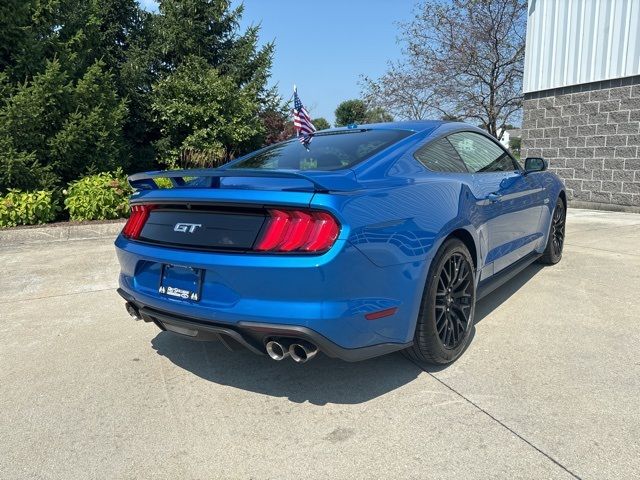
[128,168,361,192]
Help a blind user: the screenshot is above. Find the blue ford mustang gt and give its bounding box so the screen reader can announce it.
[115,121,566,365]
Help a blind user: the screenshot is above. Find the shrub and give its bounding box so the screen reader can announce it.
[154,177,173,189]
[0,189,60,227]
[64,169,132,221]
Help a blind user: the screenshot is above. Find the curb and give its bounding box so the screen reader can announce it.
[569,200,640,215]
[0,221,126,247]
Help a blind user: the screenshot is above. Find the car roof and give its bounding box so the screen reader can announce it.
[325,120,447,133]
[324,120,490,138]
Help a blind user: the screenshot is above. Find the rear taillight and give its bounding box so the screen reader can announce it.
[122,204,155,239]
[255,209,340,253]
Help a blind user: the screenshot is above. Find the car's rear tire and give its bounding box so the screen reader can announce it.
[538,197,566,265]
[404,238,476,365]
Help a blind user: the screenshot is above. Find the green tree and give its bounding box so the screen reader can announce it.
[0,59,72,191]
[335,100,393,126]
[153,0,273,85]
[335,99,368,126]
[152,57,264,168]
[48,61,128,182]
[149,0,276,165]
[30,0,144,79]
[312,117,331,130]
[0,59,128,191]
[0,0,34,78]
[364,107,393,123]
[47,0,150,166]
[0,136,42,192]
[0,0,278,195]
[0,0,146,190]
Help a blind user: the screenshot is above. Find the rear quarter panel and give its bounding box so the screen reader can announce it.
[313,180,476,268]
[311,176,480,343]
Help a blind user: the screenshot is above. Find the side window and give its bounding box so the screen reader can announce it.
[448,132,517,173]
[414,138,468,173]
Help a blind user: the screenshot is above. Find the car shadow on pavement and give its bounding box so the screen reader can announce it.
[150,263,544,405]
[402,263,545,374]
[474,263,544,325]
[151,334,422,405]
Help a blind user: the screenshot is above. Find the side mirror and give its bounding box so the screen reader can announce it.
[524,157,547,173]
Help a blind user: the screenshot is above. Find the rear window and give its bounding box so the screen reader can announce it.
[229,129,412,171]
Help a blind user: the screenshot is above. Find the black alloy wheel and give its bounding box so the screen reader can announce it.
[551,200,565,257]
[539,197,566,265]
[405,238,476,365]
[435,252,474,349]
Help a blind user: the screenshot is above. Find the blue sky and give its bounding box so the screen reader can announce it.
[138,1,415,123]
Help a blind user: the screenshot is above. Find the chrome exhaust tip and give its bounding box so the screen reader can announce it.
[265,340,290,361]
[289,342,318,363]
[125,302,141,320]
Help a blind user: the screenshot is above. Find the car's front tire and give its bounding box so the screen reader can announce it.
[538,197,566,265]
[405,238,476,365]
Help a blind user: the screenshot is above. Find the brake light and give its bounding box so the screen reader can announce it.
[255,209,340,253]
[122,204,155,239]
[301,212,340,252]
[254,210,290,251]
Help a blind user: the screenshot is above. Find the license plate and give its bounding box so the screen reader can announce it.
[158,264,203,302]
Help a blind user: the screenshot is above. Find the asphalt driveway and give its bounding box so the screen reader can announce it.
[1,209,638,479]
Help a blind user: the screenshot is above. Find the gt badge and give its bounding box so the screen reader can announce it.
[174,223,202,233]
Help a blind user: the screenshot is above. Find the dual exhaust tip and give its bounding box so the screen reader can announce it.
[265,339,318,363]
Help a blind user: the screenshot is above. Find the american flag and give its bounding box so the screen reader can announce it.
[292,89,316,146]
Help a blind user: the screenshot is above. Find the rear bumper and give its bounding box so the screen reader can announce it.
[114,226,434,362]
[115,233,430,349]
[118,289,412,362]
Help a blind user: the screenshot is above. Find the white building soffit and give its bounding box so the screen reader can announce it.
[523,0,640,93]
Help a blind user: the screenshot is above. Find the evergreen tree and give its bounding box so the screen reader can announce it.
[152,57,263,167]
[0,0,279,193]
[149,0,276,166]
[0,59,127,190]
[0,0,34,78]
[153,0,272,80]
[48,61,128,183]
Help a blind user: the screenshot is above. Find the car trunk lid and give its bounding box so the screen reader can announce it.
[125,169,356,252]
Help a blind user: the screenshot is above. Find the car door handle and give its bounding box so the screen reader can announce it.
[486,192,502,202]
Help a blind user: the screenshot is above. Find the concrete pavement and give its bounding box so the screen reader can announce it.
[1,209,638,479]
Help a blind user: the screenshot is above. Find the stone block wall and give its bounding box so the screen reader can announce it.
[521,77,640,209]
